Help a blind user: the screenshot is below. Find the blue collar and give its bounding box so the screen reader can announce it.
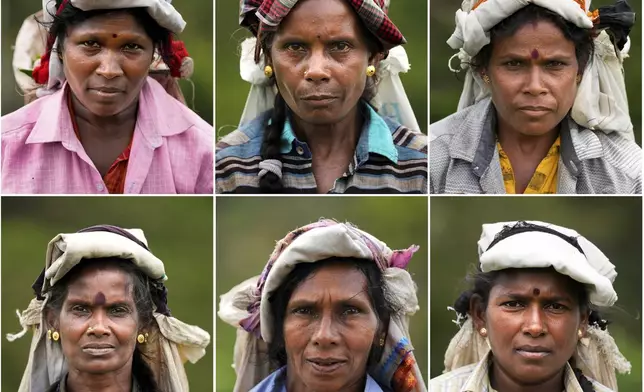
[278,103,399,164]
[250,367,385,392]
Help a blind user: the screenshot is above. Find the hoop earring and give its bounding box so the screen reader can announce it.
[264,65,273,78]
[366,65,376,77]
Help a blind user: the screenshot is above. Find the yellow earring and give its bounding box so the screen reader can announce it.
[137,332,149,344]
[366,65,376,77]
[482,74,491,84]
[264,65,273,78]
[48,330,60,341]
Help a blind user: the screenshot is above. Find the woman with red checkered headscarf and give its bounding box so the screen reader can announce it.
[216,0,427,195]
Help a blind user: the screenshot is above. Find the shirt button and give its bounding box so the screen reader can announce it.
[96,183,104,192]
[296,146,305,155]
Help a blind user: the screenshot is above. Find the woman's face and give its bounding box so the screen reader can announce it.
[485,20,579,136]
[473,269,587,386]
[62,11,154,117]
[54,266,139,375]
[283,264,380,392]
[270,0,374,126]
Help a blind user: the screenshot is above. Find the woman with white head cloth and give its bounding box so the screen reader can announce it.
[218,219,426,391]
[430,0,641,194]
[216,0,427,194]
[2,0,213,194]
[431,221,631,391]
[6,225,211,392]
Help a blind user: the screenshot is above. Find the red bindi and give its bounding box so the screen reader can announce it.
[112,34,118,38]
[531,49,539,60]
[94,292,106,306]
[533,288,540,296]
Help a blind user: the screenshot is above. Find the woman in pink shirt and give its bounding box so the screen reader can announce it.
[2,0,213,194]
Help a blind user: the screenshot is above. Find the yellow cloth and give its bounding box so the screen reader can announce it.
[498,136,561,194]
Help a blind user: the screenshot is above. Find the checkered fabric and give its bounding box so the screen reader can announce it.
[240,0,405,50]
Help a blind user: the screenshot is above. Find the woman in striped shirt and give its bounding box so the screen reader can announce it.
[216,0,427,194]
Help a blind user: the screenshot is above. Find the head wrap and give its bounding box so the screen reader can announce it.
[218,219,427,392]
[442,220,631,390]
[19,0,194,100]
[6,225,210,392]
[447,0,636,140]
[237,0,420,131]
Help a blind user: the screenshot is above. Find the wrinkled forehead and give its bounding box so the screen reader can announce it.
[64,264,135,301]
[277,0,363,36]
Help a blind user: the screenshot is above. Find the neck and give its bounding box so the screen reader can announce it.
[291,105,363,160]
[70,91,138,141]
[490,360,565,392]
[66,364,133,392]
[496,118,559,160]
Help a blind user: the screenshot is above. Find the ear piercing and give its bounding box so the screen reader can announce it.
[366,65,376,77]
[264,65,273,78]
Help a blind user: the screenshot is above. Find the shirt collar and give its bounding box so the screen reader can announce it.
[26,77,194,149]
[462,352,584,392]
[279,102,398,164]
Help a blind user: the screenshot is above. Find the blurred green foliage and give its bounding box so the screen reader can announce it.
[430,197,642,390]
[215,1,427,136]
[1,197,213,392]
[1,0,213,123]
[430,0,642,145]
[216,197,428,390]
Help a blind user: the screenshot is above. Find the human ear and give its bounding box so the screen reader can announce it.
[469,293,487,331]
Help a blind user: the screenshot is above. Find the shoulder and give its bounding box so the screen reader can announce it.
[430,100,485,142]
[382,116,427,159]
[588,379,615,392]
[216,111,269,160]
[249,368,285,392]
[2,93,52,139]
[430,363,478,391]
[591,130,641,179]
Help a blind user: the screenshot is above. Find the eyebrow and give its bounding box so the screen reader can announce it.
[66,297,133,307]
[497,293,574,303]
[498,51,575,60]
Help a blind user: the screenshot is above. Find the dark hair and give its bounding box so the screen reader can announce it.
[453,267,608,392]
[43,1,173,67]
[43,258,164,392]
[471,4,594,74]
[255,12,385,193]
[267,258,395,374]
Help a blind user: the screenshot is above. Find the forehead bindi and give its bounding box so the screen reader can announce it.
[531,49,539,59]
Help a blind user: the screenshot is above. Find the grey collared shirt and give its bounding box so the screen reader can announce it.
[430,98,641,194]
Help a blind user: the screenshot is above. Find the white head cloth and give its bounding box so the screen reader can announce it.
[218,219,426,392]
[6,228,210,392]
[442,220,631,390]
[238,37,420,130]
[35,0,187,97]
[447,0,634,140]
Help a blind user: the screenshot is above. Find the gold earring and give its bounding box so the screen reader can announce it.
[576,74,582,84]
[482,74,490,84]
[578,329,583,339]
[264,65,273,78]
[137,332,148,344]
[479,327,487,337]
[48,330,60,341]
[366,65,376,77]
[379,337,385,346]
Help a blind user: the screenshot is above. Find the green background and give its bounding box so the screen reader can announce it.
[430,0,642,145]
[1,197,213,392]
[1,0,213,123]
[215,1,428,136]
[430,197,642,390]
[216,196,428,390]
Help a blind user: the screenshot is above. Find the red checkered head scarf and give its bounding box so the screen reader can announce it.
[239,0,406,52]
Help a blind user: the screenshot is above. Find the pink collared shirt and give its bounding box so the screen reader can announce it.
[2,77,213,194]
